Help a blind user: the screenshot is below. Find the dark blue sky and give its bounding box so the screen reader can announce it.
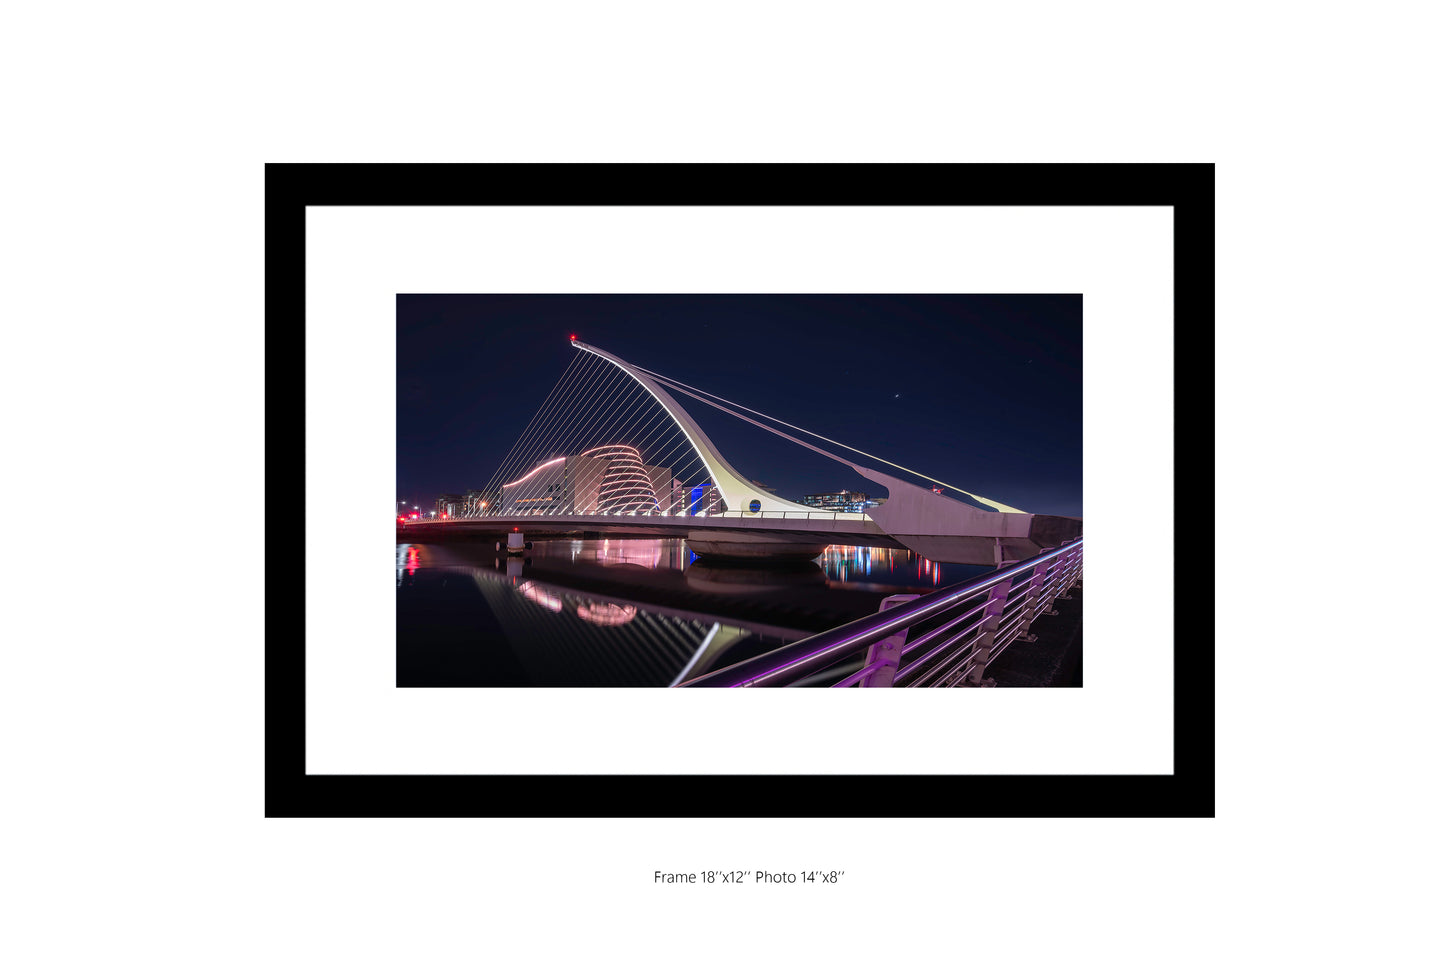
[397,294,1081,517]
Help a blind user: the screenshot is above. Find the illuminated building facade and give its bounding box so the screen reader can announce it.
[588,445,663,514]
[500,445,681,515]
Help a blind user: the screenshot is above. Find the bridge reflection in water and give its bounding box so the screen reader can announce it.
[469,567,775,687]
[396,538,993,688]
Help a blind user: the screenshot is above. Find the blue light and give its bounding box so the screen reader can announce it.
[688,484,712,516]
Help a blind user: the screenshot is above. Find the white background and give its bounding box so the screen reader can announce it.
[308,205,1171,776]
[6,3,1440,972]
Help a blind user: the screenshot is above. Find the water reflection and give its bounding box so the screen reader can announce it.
[817,544,969,587]
[533,537,976,588]
[575,601,637,627]
[516,580,563,612]
[565,537,687,569]
[453,563,782,686]
[397,544,421,584]
[396,538,995,687]
[685,559,827,594]
[821,544,905,582]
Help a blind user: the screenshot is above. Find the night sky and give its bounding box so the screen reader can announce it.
[397,295,1082,517]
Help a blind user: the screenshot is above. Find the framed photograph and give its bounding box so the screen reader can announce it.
[267,163,1213,816]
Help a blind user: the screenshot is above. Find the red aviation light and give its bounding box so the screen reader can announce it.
[570,334,577,341]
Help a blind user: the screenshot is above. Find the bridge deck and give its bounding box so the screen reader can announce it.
[399,512,896,549]
[416,512,885,532]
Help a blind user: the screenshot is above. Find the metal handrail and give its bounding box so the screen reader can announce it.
[675,538,1082,688]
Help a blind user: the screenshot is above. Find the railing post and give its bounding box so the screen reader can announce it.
[1014,549,1054,643]
[964,578,1013,686]
[860,594,919,687]
[1037,556,1063,616]
[1036,545,1080,615]
[1055,547,1080,600]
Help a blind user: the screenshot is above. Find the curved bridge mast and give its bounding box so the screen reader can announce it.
[570,340,819,516]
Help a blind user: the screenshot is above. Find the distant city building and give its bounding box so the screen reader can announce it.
[434,493,465,518]
[458,488,497,518]
[801,491,884,514]
[499,445,681,516]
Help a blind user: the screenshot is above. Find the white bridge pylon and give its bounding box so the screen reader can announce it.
[568,341,820,517]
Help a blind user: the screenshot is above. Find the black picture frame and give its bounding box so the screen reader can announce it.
[266,163,1214,818]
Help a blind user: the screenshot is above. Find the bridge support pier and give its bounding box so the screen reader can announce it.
[684,530,829,562]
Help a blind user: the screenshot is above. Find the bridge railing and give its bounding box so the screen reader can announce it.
[675,539,1083,688]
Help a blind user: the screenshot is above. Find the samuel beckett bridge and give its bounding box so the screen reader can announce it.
[404,339,1081,565]
[400,339,1083,686]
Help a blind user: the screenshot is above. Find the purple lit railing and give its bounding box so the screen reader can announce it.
[674,539,1082,688]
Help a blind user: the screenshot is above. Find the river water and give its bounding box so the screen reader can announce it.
[396,537,996,687]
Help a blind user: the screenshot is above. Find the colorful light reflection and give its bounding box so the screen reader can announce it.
[820,544,898,582]
[594,538,662,568]
[818,544,940,585]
